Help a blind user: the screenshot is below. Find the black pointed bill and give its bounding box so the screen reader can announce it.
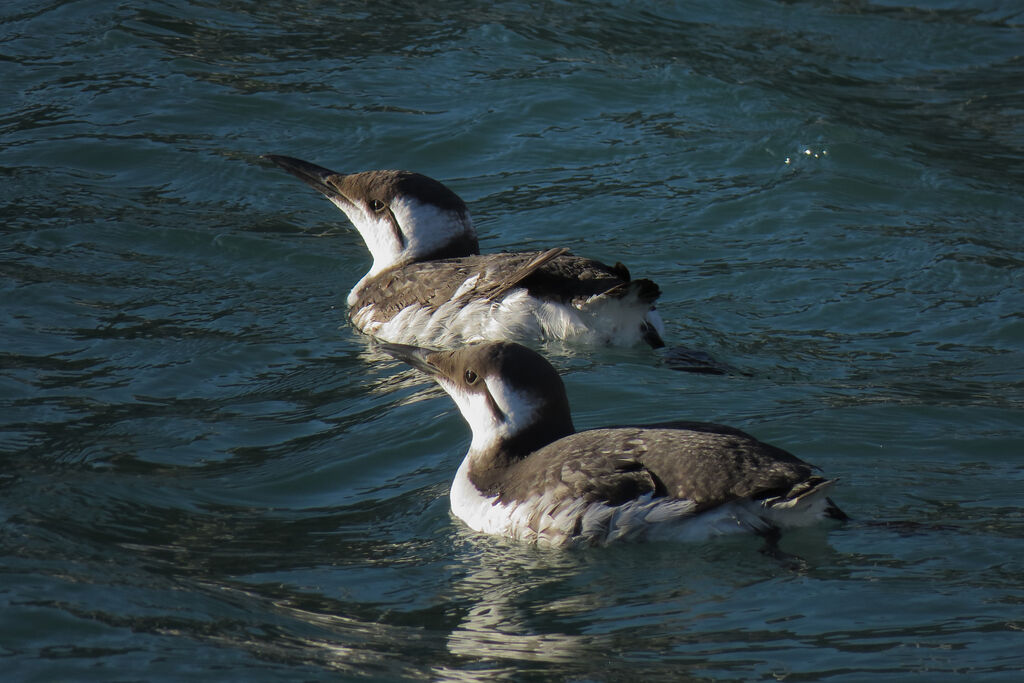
[379,342,440,376]
[262,154,350,205]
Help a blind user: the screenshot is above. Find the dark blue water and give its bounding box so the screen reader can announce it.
[3,1,1023,680]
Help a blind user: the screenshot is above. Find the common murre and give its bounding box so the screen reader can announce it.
[263,155,665,348]
[384,341,847,547]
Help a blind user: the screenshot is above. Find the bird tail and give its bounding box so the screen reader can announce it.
[760,477,847,527]
[587,278,661,307]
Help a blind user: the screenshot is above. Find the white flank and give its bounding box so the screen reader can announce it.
[448,455,837,546]
[451,457,816,546]
[351,285,661,347]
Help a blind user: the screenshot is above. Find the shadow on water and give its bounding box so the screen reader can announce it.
[3,0,1024,679]
[5,421,1023,679]
[3,446,853,680]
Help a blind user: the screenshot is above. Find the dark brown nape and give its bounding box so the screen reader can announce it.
[489,343,575,458]
[418,233,481,260]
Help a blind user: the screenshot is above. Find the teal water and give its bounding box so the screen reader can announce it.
[3,0,1023,680]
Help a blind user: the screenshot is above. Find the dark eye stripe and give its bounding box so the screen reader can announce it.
[384,206,405,248]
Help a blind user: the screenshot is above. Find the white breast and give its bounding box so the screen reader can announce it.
[447,456,785,547]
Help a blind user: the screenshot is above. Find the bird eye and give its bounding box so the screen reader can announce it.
[464,369,478,385]
[370,199,387,213]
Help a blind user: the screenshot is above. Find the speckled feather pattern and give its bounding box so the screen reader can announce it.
[381,342,846,547]
[490,427,815,509]
[264,156,665,348]
[350,252,663,346]
[351,252,658,317]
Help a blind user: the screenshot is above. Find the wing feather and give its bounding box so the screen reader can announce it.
[350,251,658,324]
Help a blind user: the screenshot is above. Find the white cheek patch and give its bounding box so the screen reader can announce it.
[434,376,539,457]
[483,377,537,439]
[390,196,473,259]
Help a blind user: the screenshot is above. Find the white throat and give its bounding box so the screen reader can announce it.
[443,376,539,459]
[335,195,476,278]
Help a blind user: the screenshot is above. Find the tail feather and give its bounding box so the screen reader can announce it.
[824,497,850,521]
[580,278,661,309]
[760,477,846,527]
[640,320,665,349]
[479,248,570,303]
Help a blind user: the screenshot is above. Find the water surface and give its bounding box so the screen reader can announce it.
[2,1,1023,680]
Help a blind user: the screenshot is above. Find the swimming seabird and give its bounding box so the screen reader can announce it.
[384,341,847,546]
[263,155,666,348]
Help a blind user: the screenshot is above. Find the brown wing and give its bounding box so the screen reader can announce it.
[350,251,659,323]
[494,427,817,514]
